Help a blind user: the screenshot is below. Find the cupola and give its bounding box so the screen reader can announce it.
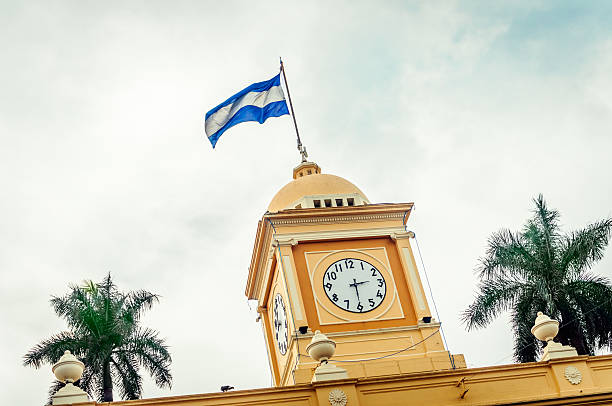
[267,162,370,212]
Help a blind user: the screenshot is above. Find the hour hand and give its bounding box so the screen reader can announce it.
[350,278,361,302]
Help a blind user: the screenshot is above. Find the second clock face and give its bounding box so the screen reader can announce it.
[273,293,288,355]
[323,258,387,313]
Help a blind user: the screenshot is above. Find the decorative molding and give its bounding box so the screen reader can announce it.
[295,323,441,339]
[564,366,582,385]
[270,212,405,226]
[272,226,407,245]
[275,237,299,246]
[328,388,348,406]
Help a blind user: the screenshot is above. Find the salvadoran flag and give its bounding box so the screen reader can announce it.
[205,73,289,148]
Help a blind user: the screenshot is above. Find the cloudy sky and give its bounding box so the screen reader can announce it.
[2,1,612,404]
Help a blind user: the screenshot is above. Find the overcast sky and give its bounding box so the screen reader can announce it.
[2,1,612,404]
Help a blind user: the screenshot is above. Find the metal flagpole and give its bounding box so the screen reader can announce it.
[280,58,308,162]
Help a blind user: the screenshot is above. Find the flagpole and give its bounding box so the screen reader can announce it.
[280,58,308,162]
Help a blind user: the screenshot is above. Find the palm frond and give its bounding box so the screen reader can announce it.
[477,229,535,280]
[111,352,143,400]
[45,380,64,406]
[122,290,160,324]
[123,328,172,389]
[562,218,612,275]
[462,277,527,330]
[511,312,539,363]
[23,332,84,368]
[564,275,612,351]
[511,292,547,362]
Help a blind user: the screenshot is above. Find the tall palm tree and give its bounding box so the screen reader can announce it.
[462,195,612,362]
[24,273,172,403]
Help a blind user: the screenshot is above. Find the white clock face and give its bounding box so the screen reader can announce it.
[323,258,387,313]
[273,293,288,355]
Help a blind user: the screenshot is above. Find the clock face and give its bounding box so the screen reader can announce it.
[273,293,288,355]
[323,258,387,313]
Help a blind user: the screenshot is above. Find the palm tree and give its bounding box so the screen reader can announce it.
[462,195,612,362]
[24,273,172,403]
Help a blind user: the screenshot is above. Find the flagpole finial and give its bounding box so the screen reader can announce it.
[298,143,308,162]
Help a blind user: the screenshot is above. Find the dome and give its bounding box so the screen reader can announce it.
[268,162,369,212]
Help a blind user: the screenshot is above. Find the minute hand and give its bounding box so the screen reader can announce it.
[349,279,369,302]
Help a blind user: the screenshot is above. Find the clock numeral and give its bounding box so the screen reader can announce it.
[325,282,333,291]
[377,290,383,298]
[360,261,364,270]
[371,268,377,277]
[327,271,337,280]
[357,302,363,312]
[344,299,350,310]
[368,298,375,307]
[345,259,354,269]
[332,293,338,302]
[378,278,384,287]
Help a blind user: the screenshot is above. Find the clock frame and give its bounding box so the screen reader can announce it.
[307,247,403,324]
[322,258,387,314]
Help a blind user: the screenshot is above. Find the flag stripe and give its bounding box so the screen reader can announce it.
[205,74,282,120]
[207,100,289,148]
[205,84,286,137]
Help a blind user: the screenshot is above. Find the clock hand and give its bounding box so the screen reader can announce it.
[350,278,362,302]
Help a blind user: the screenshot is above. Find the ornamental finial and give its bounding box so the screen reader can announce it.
[298,143,308,162]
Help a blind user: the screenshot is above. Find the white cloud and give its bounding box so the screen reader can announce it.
[1,1,611,404]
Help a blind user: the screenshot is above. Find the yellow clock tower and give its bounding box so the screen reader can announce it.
[246,161,466,386]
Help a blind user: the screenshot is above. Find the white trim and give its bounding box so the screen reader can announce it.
[270,212,405,226]
[403,247,427,311]
[297,323,441,338]
[274,226,408,246]
[282,255,303,321]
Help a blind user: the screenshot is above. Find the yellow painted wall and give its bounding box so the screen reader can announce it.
[93,355,612,406]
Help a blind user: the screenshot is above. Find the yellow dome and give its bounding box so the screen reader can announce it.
[268,162,369,212]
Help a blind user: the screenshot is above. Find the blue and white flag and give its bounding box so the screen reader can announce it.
[205,73,289,148]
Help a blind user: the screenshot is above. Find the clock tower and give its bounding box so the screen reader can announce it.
[246,161,465,386]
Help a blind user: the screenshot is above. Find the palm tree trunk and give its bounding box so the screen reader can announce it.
[103,360,113,402]
[559,310,590,355]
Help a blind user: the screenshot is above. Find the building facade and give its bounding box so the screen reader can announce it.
[57,162,612,406]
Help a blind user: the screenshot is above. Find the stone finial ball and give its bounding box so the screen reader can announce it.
[306,330,336,363]
[531,312,560,342]
[52,350,85,383]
